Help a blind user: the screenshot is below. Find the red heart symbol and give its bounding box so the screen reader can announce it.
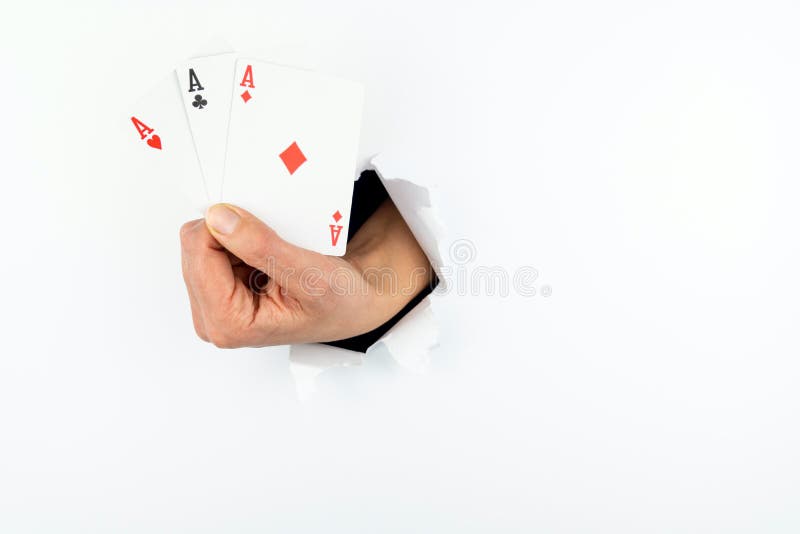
[147,134,162,150]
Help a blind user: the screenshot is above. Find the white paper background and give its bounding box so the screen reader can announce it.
[1,1,799,532]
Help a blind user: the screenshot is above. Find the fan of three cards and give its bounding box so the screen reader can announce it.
[130,53,364,256]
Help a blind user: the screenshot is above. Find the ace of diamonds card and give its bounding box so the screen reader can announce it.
[223,59,365,256]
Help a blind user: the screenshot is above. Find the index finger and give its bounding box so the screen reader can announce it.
[179,219,238,317]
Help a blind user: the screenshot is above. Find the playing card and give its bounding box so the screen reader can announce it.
[176,52,237,202]
[223,59,365,256]
[123,73,207,217]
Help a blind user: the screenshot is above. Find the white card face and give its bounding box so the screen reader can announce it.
[223,59,365,256]
[176,53,237,202]
[124,73,207,218]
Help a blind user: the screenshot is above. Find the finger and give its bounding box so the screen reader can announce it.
[180,220,209,340]
[180,217,241,326]
[180,223,210,342]
[204,203,333,296]
[185,281,209,342]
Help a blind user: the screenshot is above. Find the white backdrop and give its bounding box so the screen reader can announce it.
[2,1,799,532]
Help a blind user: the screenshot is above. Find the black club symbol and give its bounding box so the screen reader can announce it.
[192,94,208,109]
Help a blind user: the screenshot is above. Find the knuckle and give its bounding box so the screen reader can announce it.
[194,324,209,343]
[203,313,247,349]
[243,236,272,270]
[205,327,238,349]
[179,220,203,249]
[197,298,252,349]
[179,221,195,241]
[240,223,286,272]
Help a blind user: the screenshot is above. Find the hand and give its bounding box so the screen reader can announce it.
[180,200,433,348]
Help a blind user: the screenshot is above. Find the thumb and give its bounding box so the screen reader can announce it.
[204,203,326,294]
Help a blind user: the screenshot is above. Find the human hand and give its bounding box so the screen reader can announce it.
[180,201,432,348]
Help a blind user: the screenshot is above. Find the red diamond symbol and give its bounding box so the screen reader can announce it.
[332,210,342,222]
[240,90,252,103]
[279,141,306,175]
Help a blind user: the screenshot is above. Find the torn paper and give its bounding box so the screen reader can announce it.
[288,154,447,399]
[370,153,448,290]
[289,296,438,400]
[289,343,364,402]
[365,296,438,373]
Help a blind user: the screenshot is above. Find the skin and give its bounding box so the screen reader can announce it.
[180,198,434,348]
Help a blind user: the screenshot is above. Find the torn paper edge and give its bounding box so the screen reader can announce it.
[288,154,448,399]
[369,153,449,290]
[365,296,438,373]
[289,343,364,402]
